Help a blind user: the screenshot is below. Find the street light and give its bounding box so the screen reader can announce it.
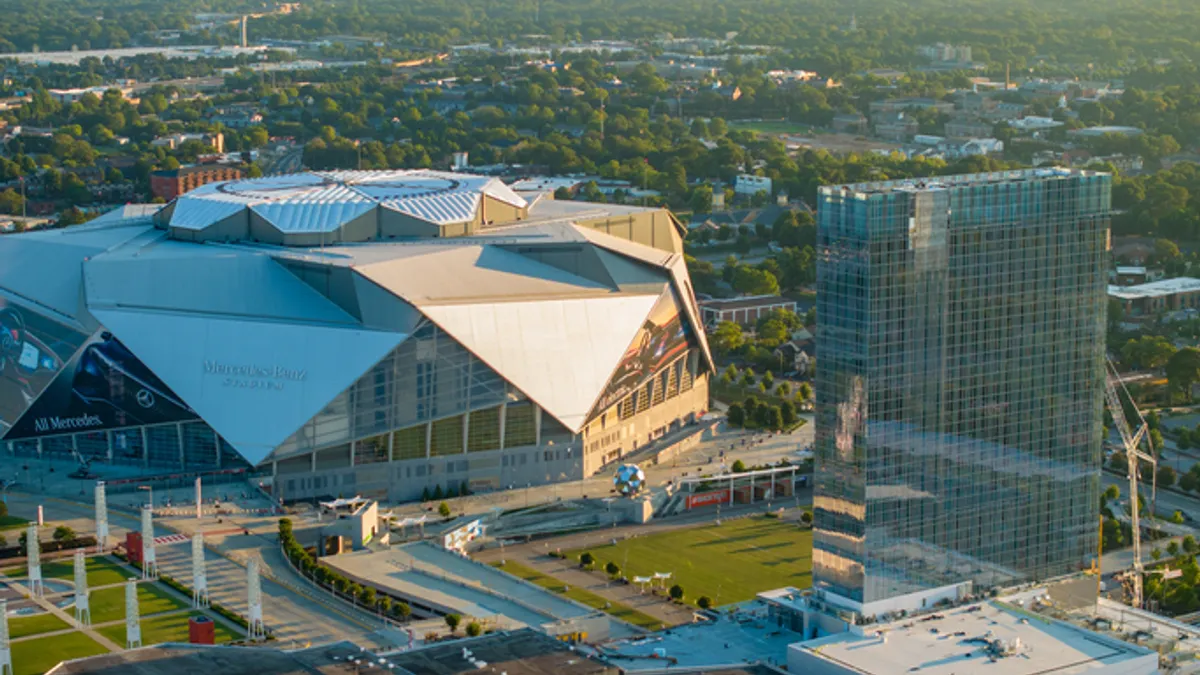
[137,484,153,512]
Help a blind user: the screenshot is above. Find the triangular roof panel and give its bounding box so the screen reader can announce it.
[90,309,405,464]
[420,294,661,432]
[251,199,375,234]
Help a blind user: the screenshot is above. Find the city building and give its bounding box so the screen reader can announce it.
[1110,265,1160,286]
[699,295,798,327]
[150,164,245,200]
[1108,277,1200,317]
[0,170,712,502]
[47,85,134,104]
[150,131,225,154]
[814,168,1110,614]
[918,43,973,64]
[734,174,773,197]
[783,593,1157,675]
[48,629,619,675]
[1068,125,1145,138]
[831,113,868,134]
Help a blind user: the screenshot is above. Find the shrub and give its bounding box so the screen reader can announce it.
[698,596,713,610]
[669,584,685,602]
[605,561,620,577]
[445,613,462,633]
[579,552,595,568]
[731,459,747,473]
[466,621,482,637]
[801,511,813,524]
[438,502,452,518]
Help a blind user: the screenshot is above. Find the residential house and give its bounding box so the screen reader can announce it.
[700,295,798,327]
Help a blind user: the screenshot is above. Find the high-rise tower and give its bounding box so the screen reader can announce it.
[814,168,1111,614]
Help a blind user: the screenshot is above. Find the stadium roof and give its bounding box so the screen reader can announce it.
[0,171,711,465]
[167,169,529,237]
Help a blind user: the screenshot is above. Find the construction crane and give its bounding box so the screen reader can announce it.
[1103,357,1157,610]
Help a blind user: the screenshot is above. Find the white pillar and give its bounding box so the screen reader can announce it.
[0,600,10,675]
[141,506,157,579]
[192,533,208,607]
[74,549,90,625]
[26,524,41,598]
[125,579,141,649]
[35,506,42,528]
[247,558,265,640]
[95,481,108,553]
[195,476,202,520]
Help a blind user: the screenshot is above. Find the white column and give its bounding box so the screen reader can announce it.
[26,524,41,598]
[125,579,141,649]
[247,558,265,640]
[0,600,11,675]
[73,549,90,625]
[141,506,157,579]
[94,481,108,553]
[195,477,202,520]
[192,533,208,607]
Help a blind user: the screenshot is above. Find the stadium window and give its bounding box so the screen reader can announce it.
[504,402,537,448]
[430,416,464,456]
[392,425,427,460]
[467,406,501,453]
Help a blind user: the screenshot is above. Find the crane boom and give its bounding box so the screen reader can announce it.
[1103,358,1156,610]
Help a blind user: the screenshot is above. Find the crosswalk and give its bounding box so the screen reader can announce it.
[153,533,190,546]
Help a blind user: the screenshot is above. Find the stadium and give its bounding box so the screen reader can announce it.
[0,170,712,502]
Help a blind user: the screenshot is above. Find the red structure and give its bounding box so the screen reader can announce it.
[150,165,244,201]
[188,616,216,644]
[125,531,143,565]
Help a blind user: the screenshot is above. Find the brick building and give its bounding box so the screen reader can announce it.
[150,165,244,201]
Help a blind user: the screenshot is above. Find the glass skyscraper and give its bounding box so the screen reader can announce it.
[813,169,1110,608]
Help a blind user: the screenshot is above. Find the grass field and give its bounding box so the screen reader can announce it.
[11,632,107,675]
[566,516,812,607]
[728,120,815,135]
[8,612,69,639]
[88,581,190,624]
[492,560,664,631]
[97,612,238,646]
[0,515,29,531]
[3,556,133,587]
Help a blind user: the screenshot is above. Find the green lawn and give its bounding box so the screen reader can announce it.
[96,611,238,646]
[0,515,28,531]
[493,560,664,631]
[88,581,190,624]
[727,120,814,135]
[11,632,108,675]
[566,516,812,607]
[3,556,133,588]
[8,612,69,639]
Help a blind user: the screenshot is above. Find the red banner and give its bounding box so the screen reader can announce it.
[687,490,731,509]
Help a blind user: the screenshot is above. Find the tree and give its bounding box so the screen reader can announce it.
[669,584,685,602]
[359,586,376,607]
[438,502,451,518]
[466,621,482,637]
[1159,465,1178,489]
[781,400,797,426]
[432,484,444,500]
[392,601,412,621]
[763,371,775,388]
[605,561,620,577]
[421,486,431,501]
[1151,547,1162,561]
[801,511,813,524]
[798,382,813,401]
[697,596,713,609]
[690,184,714,214]
[0,189,24,216]
[765,405,783,430]
[579,552,595,568]
[1171,511,1186,525]
[727,403,745,427]
[445,613,462,633]
[1103,484,1120,502]
[1182,472,1200,493]
[52,525,75,543]
[0,501,7,519]
[1166,347,1200,402]
[1154,238,1182,263]
[731,459,747,473]
[732,266,779,295]
[1184,535,1199,555]
[710,321,745,354]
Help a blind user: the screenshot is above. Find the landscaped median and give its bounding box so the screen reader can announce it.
[489,559,664,631]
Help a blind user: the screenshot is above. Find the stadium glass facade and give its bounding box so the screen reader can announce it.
[813,169,1110,608]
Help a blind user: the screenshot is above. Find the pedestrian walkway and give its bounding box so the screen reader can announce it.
[0,570,123,652]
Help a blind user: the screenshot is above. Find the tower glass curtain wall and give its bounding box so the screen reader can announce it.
[814,170,1110,607]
